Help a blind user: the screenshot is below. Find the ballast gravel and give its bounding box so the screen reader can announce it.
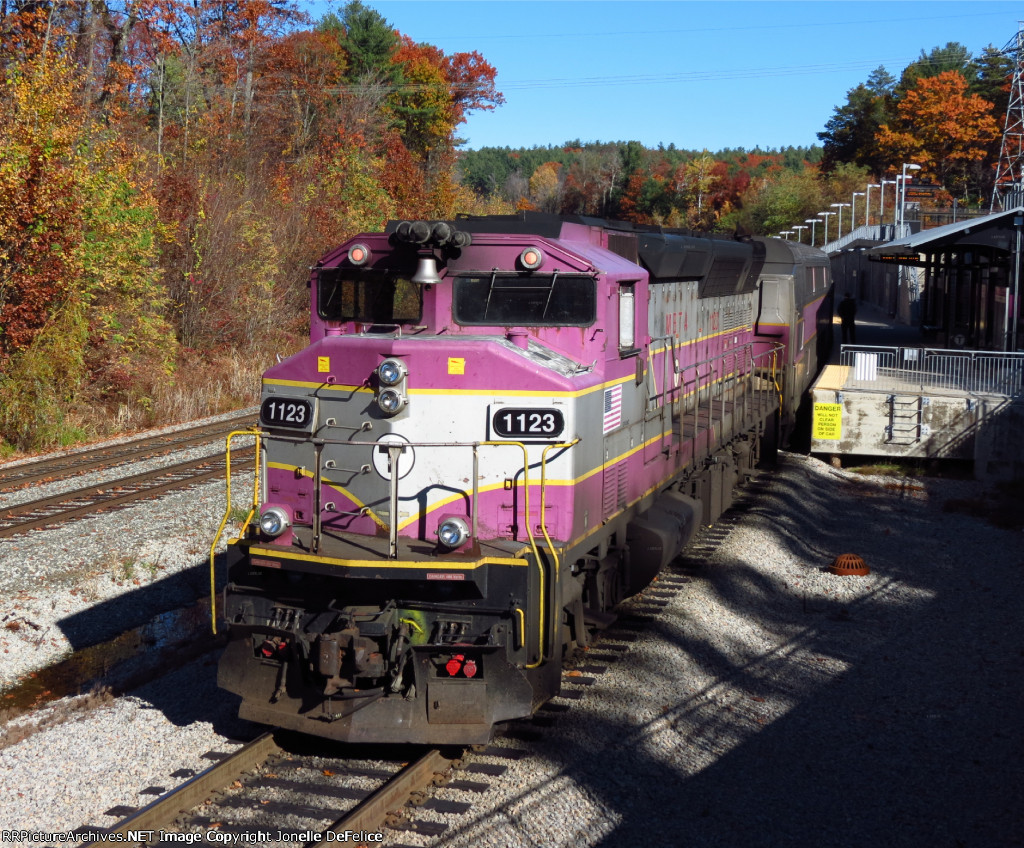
[0,450,1021,847]
[0,410,257,689]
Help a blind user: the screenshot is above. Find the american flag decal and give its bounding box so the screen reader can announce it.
[603,384,623,433]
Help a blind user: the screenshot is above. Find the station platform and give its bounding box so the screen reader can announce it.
[810,302,1024,479]
[825,302,922,363]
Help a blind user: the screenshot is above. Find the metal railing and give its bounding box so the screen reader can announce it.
[839,345,1024,397]
[645,341,782,461]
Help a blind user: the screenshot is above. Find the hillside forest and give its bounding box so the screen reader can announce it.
[0,2,1014,453]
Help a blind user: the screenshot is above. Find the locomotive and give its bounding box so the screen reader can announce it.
[214,213,832,743]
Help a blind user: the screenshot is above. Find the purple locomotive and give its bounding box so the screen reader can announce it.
[215,213,832,743]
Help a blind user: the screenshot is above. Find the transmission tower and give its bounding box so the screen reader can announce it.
[991,24,1024,211]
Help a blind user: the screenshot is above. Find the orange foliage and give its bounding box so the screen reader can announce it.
[876,71,999,189]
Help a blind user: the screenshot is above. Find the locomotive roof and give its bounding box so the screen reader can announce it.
[757,236,829,267]
[447,210,754,244]
[381,214,822,295]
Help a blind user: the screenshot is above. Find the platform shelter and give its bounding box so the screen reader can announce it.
[809,207,1024,478]
[863,207,1024,352]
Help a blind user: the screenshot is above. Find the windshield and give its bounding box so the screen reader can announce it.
[453,273,596,326]
[317,268,422,324]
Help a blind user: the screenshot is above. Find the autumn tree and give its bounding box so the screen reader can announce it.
[524,161,560,211]
[675,150,722,228]
[729,166,827,238]
[876,70,999,199]
[0,13,171,450]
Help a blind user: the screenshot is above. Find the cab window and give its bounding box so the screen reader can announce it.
[453,273,596,326]
[317,268,422,324]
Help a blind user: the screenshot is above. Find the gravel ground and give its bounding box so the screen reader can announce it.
[0,411,256,689]
[0,450,1021,847]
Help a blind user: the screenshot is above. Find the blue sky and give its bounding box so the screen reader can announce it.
[310,0,1022,152]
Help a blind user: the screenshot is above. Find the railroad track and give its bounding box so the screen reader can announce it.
[58,473,772,846]
[0,419,258,539]
[0,448,255,539]
[0,411,256,492]
[75,733,460,846]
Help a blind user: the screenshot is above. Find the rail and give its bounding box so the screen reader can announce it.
[839,345,1024,397]
[647,341,783,460]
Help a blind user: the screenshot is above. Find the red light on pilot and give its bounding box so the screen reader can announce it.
[445,654,465,676]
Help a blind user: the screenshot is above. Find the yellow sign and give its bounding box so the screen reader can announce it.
[813,403,843,441]
[447,357,465,375]
[317,356,330,373]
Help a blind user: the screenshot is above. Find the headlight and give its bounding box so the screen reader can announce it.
[377,358,407,386]
[377,388,407,415]
[259,506,290,537]
[437,516,470,549]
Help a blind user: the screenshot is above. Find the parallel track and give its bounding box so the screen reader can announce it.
[0,415,258,539]
[0,411,256,492]
[0,448,255,539]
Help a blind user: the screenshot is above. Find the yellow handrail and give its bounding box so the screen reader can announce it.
[477,439,577,668]
[209,428,261,635]
[539,439,579,662]
[478,440,544,664]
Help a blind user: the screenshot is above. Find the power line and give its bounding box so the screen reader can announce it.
[401,11,1012,43]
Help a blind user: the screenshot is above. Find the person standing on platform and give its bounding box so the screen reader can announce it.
[838,293,857,344]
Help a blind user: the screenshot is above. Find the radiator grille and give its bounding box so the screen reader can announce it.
[607,233,639,264]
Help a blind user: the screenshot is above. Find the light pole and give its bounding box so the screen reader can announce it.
[898,162,922,234]
[831,202,850,236]
[818,211,835,244]
[865,183,880,226]
[779,230,794,240]
[805,218,818,246]
[852,192,865,231]
[793,225,807,243]
[881,179,897,228]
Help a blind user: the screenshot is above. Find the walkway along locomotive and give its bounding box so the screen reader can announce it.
[213,213,833,743]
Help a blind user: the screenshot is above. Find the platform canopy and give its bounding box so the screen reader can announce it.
[866,206,1024,266]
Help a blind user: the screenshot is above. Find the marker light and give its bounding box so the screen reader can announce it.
[348,243,370,265]
[377,358,407,386]
[519,247,544,270]
[437,516,471,549]
[259,506,290,537]
[377,388,407,415]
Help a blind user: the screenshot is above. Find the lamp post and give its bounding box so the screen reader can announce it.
[831,202,850,236]
[793,225,808,243]
[881,179,897,228]
[898,162,922,234]
[865,183,880,226]
[818,211,835,244]
[779,230,794,240]
[805,218,818,246]
[852,192,865,231]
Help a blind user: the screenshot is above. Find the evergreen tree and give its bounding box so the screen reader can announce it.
[818,67,893,174]
[897,42,972,96]
[341,0,401,82]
